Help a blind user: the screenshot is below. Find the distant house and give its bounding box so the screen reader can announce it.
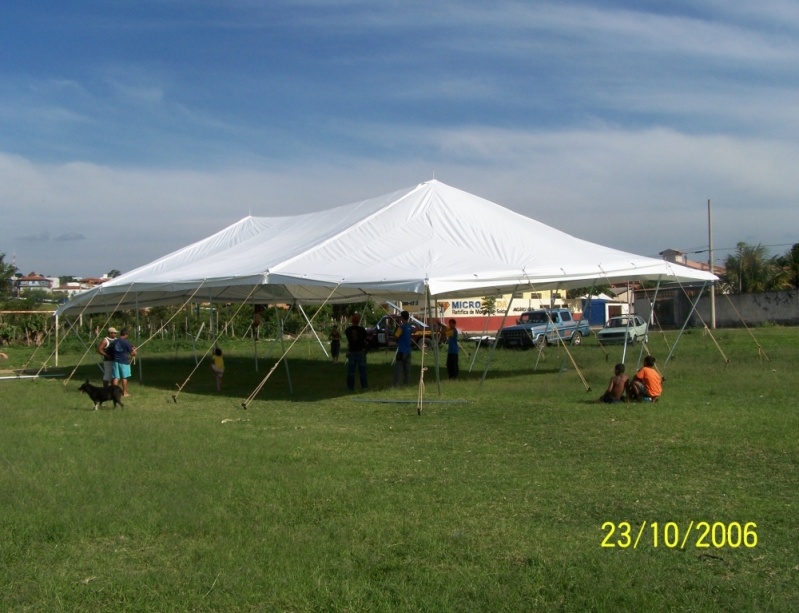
[16,272,53,292]
[79,276,111,288]
[659,249,726,276]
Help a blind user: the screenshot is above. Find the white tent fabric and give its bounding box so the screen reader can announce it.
[56,180,717,316]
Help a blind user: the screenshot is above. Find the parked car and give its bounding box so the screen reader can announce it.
[596,315,649,345]
[365,314,447,351]
[498,308,590,348]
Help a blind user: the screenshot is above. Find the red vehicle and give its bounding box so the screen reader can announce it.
[365,314,447,351]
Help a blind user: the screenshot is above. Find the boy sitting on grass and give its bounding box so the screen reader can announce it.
[599,363,628,403]
[626,355,662,402]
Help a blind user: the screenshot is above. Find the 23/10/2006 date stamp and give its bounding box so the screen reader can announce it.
[601,521,758,549]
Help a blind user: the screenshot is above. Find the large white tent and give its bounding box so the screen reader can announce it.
[56,180,716,317]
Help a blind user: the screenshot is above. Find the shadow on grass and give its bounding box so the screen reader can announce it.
[64,350,570,404]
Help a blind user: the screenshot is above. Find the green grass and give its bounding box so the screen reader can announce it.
[1,328,797,611]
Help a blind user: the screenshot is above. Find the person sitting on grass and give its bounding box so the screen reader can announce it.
[626,355,662,402]
[599,363,628,403]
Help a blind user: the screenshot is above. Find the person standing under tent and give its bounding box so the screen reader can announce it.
[393,310,413,387]
[210,346,225,392]
[446,318,460,380]
[111,328,137,397]
[98,327,118,387]
[329,325,341,364]
[345,313,368,391]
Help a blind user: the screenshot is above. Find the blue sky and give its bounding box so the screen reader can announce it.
[2,0,798,276]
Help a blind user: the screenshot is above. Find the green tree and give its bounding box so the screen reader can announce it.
[479,296,497,316]
[0,252,18,302]
[566,285,612,300]
[777,243,799,288]
[722,242,791,293]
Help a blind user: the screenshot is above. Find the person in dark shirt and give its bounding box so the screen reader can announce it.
[344,313,368,391]
[446,318,460,380]
[393,310,413,387]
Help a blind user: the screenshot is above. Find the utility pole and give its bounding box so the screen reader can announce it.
[708,199,716,329]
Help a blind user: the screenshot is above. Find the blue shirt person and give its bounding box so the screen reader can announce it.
[111,328,137,397]
[446,318,459,380]
[393,310,413,386]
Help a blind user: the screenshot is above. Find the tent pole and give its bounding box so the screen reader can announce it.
[253,298,258,372]
[278,307,293,394]
[55,313,59,367]
[430,289,441,396]
[136,294,143,383]
[561,281,597,373]
[621,282,632,365]
[479,289,517,389]
[468,297,495,373]
[665,281,708,365]
[298,303,329,358]
[637,276,662,368]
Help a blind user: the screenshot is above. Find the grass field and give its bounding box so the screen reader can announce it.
[1,327,797,611]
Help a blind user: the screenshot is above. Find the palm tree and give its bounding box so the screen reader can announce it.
[722,242,791,293]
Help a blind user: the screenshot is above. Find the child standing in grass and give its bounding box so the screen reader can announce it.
[211,347,225,391]
[599,363,628,403]
[329,325,341,364]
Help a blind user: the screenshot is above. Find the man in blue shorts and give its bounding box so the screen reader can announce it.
[112,328,137,397]
[393,311,413,386]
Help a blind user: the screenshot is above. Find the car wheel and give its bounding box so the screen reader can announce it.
[536,336,548,349]
[631,335,637,345]
[416,337,431,351]
[571,332,582,346]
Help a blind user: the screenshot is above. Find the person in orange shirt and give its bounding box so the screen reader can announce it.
[627,355,662,402]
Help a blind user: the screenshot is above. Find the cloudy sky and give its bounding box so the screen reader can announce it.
[2,0,798,277]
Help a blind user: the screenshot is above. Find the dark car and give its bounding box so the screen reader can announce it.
[365,314,447,351]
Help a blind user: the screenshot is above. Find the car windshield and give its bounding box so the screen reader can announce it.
[607,318,632,328]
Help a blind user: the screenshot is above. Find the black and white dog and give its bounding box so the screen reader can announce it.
[78,380,125,410]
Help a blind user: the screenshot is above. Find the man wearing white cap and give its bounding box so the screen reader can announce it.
[97,327,118,387]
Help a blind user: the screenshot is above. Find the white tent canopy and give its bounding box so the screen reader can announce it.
[56,180,716,316]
